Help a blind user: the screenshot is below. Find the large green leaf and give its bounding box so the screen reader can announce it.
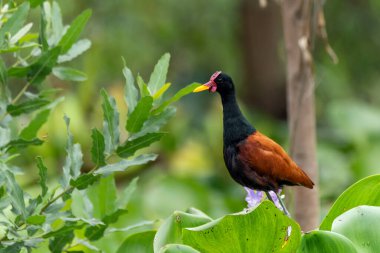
[94,154,157,175]
[36,156,48,196]
[158,244,200,253]
[20,109,50,140]
[90,128,106,166]
[101,89,120,154]
[148,53,170,95]
[320,175,380,230]
[332,205,380,253]
[7,98,50,116]
[182,201,301,253]
[152,83,200,114]
[297,230,357,253]
[116,230,156,253]
[29,0,45,8]
[57,9,92,53]
[154,210,213,252]
[116,133,164,158]
[87,175,117,219]
[0,2,30,46]
[122,60,138,114]
[126,96,153,133]
[117,177,139,208]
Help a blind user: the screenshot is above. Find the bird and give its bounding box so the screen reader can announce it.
[193,71,314,216]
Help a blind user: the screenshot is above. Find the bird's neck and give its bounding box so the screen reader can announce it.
[220,91,256,146]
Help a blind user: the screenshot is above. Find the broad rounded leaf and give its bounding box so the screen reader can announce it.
[332,205,380,253]
[117,230,155,253]
[297,230,357,253]
[26,214,46,225]
[320,175,380,230]
[154,210,213,252]
[158,244,200,253]
[183,201,301,253]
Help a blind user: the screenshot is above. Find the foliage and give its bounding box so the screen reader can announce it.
[0,1,197,251]
[141,175,380,253]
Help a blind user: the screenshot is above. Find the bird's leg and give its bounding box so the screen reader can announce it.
[264,191,274,203]
[264,191,291,217]
[274,191,291,217]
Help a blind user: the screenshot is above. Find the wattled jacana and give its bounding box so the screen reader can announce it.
[193,71,314,216]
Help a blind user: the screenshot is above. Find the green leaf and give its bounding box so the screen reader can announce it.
[90,128,106,166]
[0,2,30,46]
[101,89,120,154]
[117,231,156,253]
[58,39,91,63]
[7,98,50,116]
[50,1,64,45]
[116,133,164,158]
[182,201,301,253]
[131,106,176,139]
[297,230,356,253]
[118,177,139,208]
[148,53,170,95]
[62,115,83,188]
[39,2,49,50]
[52,66,87,81]
[154,210,213,252]
[158,244,200,253]
[0,126,11,147]
[7,66,30,77]
[331,205,380,253]
[58,9,92,53]
[70,174,100,190]
[36,156,48,196]
[95,154,157,175]
[49,231,75,253]
[29,0,45,8]
[137,74,150,97]
[122,59,138,114]
[320,175,380,230]
[87,175,117,219]
[28,47,61,85]
[152,83,200,114]
[5,138,43,150]
[153,82,171,100]
[4,170,27,220]
[26,214,46,225]
[0,57,7,97]
[20,109,50,140]
[126,96,153,133]
[85,209,127,241]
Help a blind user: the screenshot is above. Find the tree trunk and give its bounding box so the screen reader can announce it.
[281,0,320,231]
[239,0,286,120]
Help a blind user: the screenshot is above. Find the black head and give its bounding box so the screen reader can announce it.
[213,72,234,95]
[193,71,235,95]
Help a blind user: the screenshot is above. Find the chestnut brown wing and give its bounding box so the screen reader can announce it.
[237,131,314,189]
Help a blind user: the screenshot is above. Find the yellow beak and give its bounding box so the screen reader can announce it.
[193,84,209,93]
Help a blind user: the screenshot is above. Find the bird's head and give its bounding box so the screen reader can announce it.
[193,71,234,95]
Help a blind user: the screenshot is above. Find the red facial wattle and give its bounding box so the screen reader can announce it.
[193,71,221,93]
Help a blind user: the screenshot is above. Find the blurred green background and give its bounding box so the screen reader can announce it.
[18,0,380,234]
